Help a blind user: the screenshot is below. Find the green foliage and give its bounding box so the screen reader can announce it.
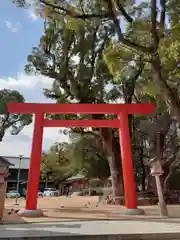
[70,134,110,179]
[0,89,24,113]
[11,0,26,7]
[103,42,134,81]
[0,89,32,141]
[41,135,110,183]
[169,171,180,190]
[41,142,76,183]
[22,11,117,110]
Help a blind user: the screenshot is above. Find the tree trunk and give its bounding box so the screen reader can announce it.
[100,128,123,203]
[146,174,156,194]
[0,129,5,142]
[139,148,146,191]
[161,162,172,192]
[113,136,124,194]
[163,170,172,192]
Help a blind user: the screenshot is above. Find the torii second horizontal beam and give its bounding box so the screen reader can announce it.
[43,119,119,128]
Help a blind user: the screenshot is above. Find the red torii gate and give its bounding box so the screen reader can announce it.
[8,103,154,216]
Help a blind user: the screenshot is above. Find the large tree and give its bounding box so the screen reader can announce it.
[11,0,180,196]
[10,0,156,199]
[13,0,180,121]
[24,15,149,199]
[0,89,32,142]
[22,11,124,199]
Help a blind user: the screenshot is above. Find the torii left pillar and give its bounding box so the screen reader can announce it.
[19,111,44,217]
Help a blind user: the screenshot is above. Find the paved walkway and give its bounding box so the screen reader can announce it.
[3,197,180,239]
[1,220,180,239]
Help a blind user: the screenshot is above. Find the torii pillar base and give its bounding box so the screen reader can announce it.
[120,208,145,216]
[18,209,44,218]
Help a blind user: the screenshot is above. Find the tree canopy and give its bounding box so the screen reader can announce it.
[12,0,180,119]
[0,89,32,142]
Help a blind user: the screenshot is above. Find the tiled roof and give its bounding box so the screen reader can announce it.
[1,156,30,169]
[0,156,14,166]
[66,174,86,181]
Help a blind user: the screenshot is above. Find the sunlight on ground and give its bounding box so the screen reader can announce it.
[3,196,180,223]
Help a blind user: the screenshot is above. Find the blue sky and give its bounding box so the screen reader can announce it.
[0,1,68,157]
[0,0,44,77]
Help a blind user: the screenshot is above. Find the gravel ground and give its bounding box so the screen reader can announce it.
[2,196,180,224]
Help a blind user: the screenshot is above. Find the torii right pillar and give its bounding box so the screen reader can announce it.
[119,112,144,215]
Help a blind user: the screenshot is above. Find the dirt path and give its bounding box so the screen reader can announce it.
[3,196,180,223]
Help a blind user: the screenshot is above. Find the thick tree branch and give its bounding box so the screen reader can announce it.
[41,157,54,172]
[164,146,180,165]
[122,59,144,103]
[2,116,23,130]
[151,0,159,49]
[133,93,142,103]
[1,113,10,128]
[115,0,133,23]
[159,0,166,37]
[40,0,113,19]
[163,131,177,150]
[151,54,180,120]
[107,0,152,53]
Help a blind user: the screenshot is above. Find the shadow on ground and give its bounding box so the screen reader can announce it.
[41,206,180,223]
[2,209,27,224]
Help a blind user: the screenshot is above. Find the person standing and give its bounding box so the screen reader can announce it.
[69,185,73,198]
[66,186,69,197]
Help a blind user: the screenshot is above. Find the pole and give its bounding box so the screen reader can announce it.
[45,174,48,189]
[15,155,22,205]
[155,175,168,216]
[156,132,168,216]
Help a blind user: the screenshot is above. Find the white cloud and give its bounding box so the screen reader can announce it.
[28,10,39,21]
[0,73,53,102]
[0,73,69,157]
[25,0,42,21]
[4,21,22,33]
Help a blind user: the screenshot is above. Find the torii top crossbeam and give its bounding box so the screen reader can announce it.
[8,103,154,114]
